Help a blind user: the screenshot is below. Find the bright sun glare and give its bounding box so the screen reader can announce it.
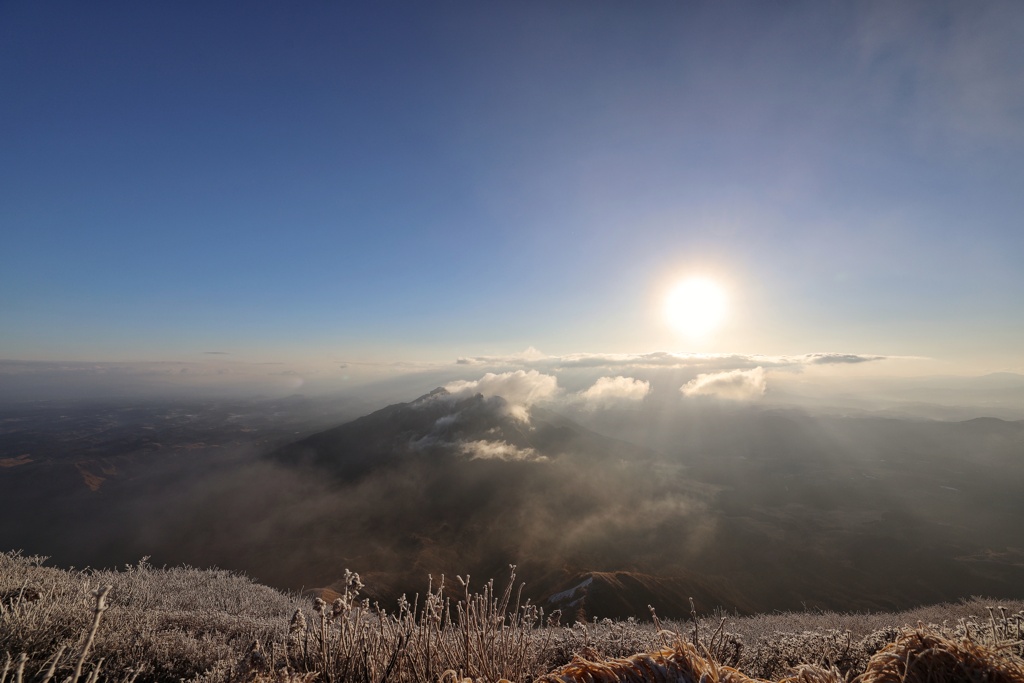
[664,277,728,339]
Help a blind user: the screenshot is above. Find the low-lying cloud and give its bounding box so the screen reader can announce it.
[680,367,767,401]
[578,376,651,408]
[451,349,888,373]
[459,439,545,462]
[805,353,885,365]
[444,370,560,421]
[456,346,546,366]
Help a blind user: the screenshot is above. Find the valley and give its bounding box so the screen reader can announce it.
[2,389,1022,619]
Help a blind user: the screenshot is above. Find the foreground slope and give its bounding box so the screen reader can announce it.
[3,551,1023,683]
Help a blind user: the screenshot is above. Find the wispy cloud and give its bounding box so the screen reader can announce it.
[805,353,886,365]
[681,367,767,401]
[855,1,1024,147]
[337,360,431,370]
[451,349,888,372]
[458,439,546,462]
[456,346,546,366]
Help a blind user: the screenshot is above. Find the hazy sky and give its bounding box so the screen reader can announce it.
[3,2,1023,382]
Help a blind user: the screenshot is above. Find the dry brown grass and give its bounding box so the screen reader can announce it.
[855,628,1024,683]
[534,626,1024,683]
[537,642,765,683]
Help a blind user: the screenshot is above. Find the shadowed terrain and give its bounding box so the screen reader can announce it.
[2,389,1023,617]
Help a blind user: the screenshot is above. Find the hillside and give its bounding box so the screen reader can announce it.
[265,390,1024,616]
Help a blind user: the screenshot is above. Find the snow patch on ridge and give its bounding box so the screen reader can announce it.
[548,576,593,604]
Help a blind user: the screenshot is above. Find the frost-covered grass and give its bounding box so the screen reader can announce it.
[1,551,293,683]
[3,551,1023,682]
[545,598,1024,681]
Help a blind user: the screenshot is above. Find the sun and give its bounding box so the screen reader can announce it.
[664,277,728,338]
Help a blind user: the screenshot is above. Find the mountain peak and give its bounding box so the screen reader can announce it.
[412,386,451,404]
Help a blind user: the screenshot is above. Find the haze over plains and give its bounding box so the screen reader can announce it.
[2,1,1023,408]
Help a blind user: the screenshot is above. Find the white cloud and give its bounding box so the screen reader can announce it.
[458,440,546,462]
[434,413,459,429]
[680,367,767,401]
[444,370,559,421]
[578,376,651,408]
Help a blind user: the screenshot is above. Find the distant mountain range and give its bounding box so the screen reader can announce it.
[2,388,1023,619]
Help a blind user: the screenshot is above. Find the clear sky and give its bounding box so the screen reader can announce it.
[3,1,1023,387]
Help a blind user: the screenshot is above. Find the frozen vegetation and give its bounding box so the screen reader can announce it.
[3,551,1023,683]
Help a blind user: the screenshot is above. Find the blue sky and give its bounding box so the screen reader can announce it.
[3,1,1023,387]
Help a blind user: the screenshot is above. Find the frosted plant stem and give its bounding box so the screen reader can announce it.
[69,586,110,683]
[39,645,66,683]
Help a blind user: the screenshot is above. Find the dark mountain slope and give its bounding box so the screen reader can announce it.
[271,389,647,476]
[265,390,727,614]
[269,395,1024,617]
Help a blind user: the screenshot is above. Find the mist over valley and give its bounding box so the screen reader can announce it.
[4,368,1023,620]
